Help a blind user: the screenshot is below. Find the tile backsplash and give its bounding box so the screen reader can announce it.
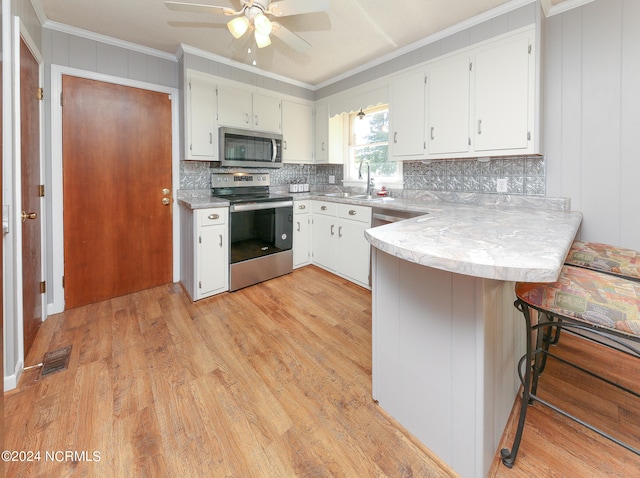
[180,156,545,197]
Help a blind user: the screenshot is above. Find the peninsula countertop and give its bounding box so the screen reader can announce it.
[365,202,583,283]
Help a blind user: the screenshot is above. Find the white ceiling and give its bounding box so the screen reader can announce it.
[36,0,533,87]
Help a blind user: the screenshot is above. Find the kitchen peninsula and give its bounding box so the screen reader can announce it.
[365,202,583,478]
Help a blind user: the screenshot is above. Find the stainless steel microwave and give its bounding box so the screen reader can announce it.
[219,127,283,168]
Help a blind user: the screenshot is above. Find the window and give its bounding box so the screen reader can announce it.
[346,105,402,186]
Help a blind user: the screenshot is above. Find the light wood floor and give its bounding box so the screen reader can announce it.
[5,265,640,477]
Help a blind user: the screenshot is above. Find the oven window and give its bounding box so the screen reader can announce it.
[230,207,293,263]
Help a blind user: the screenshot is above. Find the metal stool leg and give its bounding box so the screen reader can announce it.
[501,299,534,468]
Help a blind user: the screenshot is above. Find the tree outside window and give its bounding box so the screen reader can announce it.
[348,105,401,184]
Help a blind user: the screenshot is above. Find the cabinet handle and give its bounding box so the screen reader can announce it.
[393,132,398,144]
[209,132,212,144]
[348,210,357,216]
[338,226,342,238]
[208,213,220,220]
[296,221,300,232]
[245,113,250,124]
[478,119,482,135]
[298,204,306,210]
[219,234,223,247]
[330,224,334,236]
[322,141,326,151]
[321,205,327,211]
[283,140,287,150]
[430,127,435,140]
[255,114,259,126]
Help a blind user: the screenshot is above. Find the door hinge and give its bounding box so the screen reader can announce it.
[527,131,531,141]
[528,44,532,54]
[39,184,45,197]
[199,235,202,244]
[198,281,202,289]
[60,92,63,106]
[469,62,473,71]
[37,87,44,100]
[62,276,65,288]
[468,137,471,146]
[424,75,428,84]
[40,281,46,294]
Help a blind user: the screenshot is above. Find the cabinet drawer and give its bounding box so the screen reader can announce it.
[312,201,337,216]
[337,204,371,224]
[198,208,228,227]
[294,200,310,214]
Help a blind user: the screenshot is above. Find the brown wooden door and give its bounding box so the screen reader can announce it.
[62,75,173,309]
[20,38,43,356]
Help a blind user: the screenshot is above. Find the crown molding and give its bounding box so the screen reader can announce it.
[177,43,315,90]
[541,0,595,17]
[43,20,177,62]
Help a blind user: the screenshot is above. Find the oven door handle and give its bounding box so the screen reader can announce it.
[230,200,293,212]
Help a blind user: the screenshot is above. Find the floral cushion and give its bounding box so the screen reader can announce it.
[515,265,640,339]
[565,241,640,280]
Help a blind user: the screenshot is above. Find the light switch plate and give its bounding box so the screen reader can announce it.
[496,178,508,193]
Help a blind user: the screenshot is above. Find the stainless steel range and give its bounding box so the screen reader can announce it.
[212,173,293,291]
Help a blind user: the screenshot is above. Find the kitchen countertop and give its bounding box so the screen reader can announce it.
[177,190,583,282]
[365,202,583,282]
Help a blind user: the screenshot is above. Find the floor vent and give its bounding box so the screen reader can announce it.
[40,345,72,377]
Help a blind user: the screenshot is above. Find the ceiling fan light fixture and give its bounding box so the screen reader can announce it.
[227,15,250,39]
[254,30,272,48]
[253,12,272,35]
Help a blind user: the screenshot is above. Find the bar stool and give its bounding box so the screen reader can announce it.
[501,265,640,468]
[565,241,640,281]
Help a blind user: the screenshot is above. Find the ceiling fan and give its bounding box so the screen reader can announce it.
[165,0,330,53]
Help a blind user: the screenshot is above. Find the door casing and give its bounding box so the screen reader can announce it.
[48,65,181,315]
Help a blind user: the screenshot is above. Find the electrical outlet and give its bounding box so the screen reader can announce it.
[496,178,508,193]
[329,175,336,184]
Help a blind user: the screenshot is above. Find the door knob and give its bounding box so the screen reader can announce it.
[21,211,38,222]
[162,188,170,195]
[162,198,171,206]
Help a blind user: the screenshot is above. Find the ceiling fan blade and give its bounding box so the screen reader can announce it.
[266,0,330,17]
[270,22,310,53]
[164,1,239,15]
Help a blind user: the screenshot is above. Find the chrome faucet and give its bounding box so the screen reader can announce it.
[359,160,374,197]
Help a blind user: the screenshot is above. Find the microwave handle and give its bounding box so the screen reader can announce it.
[271,138,278,162]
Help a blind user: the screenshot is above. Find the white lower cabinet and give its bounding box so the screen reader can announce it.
[293,200,311,268]
[180,206,229,300]
[311,201,371,288]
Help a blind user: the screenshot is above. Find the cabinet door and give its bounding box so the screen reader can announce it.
[473,33,531,152]
[217,84,252,128]
[390,70,426,158]
[198,224,228,297]
[282,101,313,163]
[337,219,370,286]
[311,213,337,271]
[427,54,471,156]
[187,76,217,159]
[253,93,281,133]
[293,213,310,268]
[314,101,329,163]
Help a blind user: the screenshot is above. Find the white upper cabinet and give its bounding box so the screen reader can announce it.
[473,30,533,153]
[217,84,282,133]
[252,93,282,133]
[282,100,313,163]
[390,70,427,159]
[426,53,471,156]
[185,73,217,160]
[314,100,329,163]
[217,83,253,129]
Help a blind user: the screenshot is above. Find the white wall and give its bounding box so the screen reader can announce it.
[544,0,640,251]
